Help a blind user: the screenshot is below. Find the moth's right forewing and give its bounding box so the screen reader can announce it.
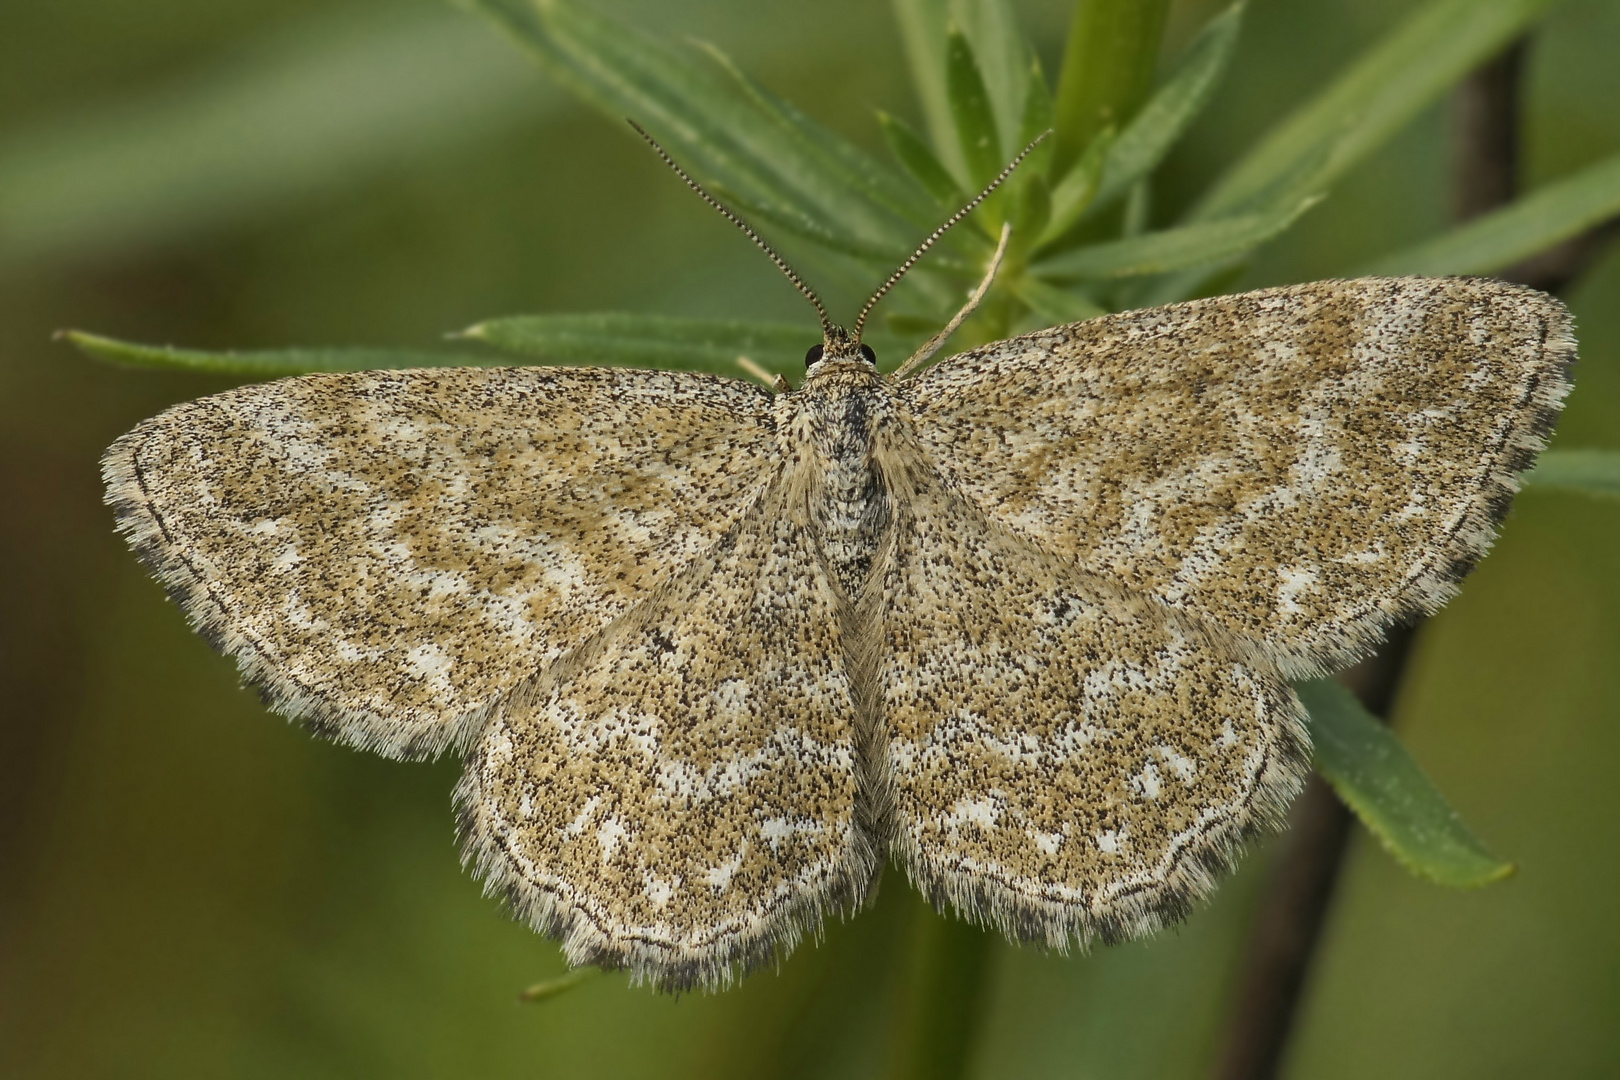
[905,278,1574,677]
[102,367,777,760]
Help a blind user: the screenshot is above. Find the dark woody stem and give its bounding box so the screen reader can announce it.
[1208,37,1564,1080]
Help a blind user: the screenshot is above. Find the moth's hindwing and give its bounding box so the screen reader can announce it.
[872,440,1308,946]
[101,366,776,760]
[457,477,876,991]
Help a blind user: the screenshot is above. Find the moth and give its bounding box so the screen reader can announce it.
[102,127,1573,991]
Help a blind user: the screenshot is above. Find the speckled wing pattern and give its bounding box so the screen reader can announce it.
[101,367,776,760]
[456,475,876,990]
[872,429,1307,949]
[905,278,1575,677]
[103,275,1574,992]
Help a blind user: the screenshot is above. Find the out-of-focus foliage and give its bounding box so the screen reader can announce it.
[1300,679,1514,888]
[4,0,1619,1078]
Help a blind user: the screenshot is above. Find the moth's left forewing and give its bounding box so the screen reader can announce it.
[101,367,778,760]
[904,278,1575,677]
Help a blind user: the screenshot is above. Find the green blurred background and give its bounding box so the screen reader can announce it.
[2,0,1617,1076]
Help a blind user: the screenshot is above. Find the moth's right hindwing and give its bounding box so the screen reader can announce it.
[872,440,1307,947]
[904,278,1574,678]
[101,366,777,760]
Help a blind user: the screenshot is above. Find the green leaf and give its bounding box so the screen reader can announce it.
[1089,1,1245,211]
[1016,56,1055,154]
[1121,179,1152,237]
[1037,127,1115,248]
[879,110,966,206]
[946,28,1004,190]
[1033,196,1319,279]
[891,0,1030,183]
[1193,0,1564,219]
[464,313,824,377]
[460,0,918,255]
[1298,678,1514,888]
[694,42,935,227]
[1010,173,1053,254]
[1521,448,1620,501]
[1050,0,1172,178]
[0,5,554,269]
[708,183,915,266]
[1012,277,1108,325]
[1358,151,1620,276]
[60,331,489,377]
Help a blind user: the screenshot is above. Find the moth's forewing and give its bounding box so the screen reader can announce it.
[904,277,1573,678]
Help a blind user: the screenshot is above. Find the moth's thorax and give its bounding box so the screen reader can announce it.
[783,368,894,598]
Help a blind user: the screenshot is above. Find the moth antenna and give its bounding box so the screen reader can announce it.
[627,119,833,337]
[852,130,1050,341]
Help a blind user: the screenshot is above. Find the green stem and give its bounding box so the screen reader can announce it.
[889,903,995,1080]
[1050,0,1172,178]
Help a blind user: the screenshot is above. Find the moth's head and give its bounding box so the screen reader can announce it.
[806,326,877,374]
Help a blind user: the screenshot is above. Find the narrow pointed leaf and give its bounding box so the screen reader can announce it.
[1012,277,1108,325]
[1358,151,1620,276]
[465,313,912,378]
[1050,0,1172,178]
[1522,448,1620,501]
[61,331,489,376]
[1038,127,1115,247]
[695,42,935,225]
[891,0,1030,180]
[461,313,820,376]
[460,0,917,254]
[1011,173,1052,253]
[1129,140,1338,304]
[1299,679,1514,888]
[946,28,1004,189]
[1016,56,1055,153]
[879,110,966,206]
[1193,0,1563,219]
[1090,1,1245,211]
[708,183,915,266]
[952,0,1031,148]
[1033,196,1319,279]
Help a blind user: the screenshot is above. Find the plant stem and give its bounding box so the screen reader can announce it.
[1208,40,1532,1080]
[1050,0,1172,178]
[888,903,994,1080]
[1208,629,1415,1080]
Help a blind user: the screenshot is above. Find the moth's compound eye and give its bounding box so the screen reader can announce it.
[805,344,824,367]
[859,343,877,364]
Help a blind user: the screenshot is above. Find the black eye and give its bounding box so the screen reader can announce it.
[859,343,877,364]
[804,344,824,366]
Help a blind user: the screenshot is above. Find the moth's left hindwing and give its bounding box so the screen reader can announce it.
[904,278,1574,677]
[102,367,777,760]
[457,474,876,991]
